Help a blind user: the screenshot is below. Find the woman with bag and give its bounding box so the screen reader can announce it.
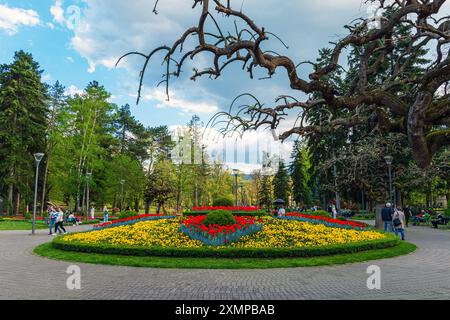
[392,207,406,240]
[54,207,67,235]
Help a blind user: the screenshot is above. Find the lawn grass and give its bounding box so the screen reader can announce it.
[0,220,48,230]
[33,241,416,269]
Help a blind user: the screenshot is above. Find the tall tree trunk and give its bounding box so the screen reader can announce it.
[81,185,86,218]
[15,191,20,216]
[145,200,150,214]
[426,191,431,208]
[396,188,403,208]
[40,152,51,215]
[7,184,13,216]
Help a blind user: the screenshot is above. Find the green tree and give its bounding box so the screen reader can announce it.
[259,175,272,210]
[40,81,66,214]
[145,159,176,213]
[56,81,116,213]
[290,141,312,206]
[273,161,289,203]
[104,154,145,211]
[0,51,48,215]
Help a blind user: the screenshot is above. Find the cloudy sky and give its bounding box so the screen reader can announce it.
[1,0,448,172]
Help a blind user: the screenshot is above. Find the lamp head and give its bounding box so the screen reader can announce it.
[34,153,45,163]
[384,155,393,165]
[120,179,125,185]
[232,168,239,175]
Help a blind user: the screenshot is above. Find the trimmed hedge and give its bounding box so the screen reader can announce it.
[212,197,234,206]
[203,210,236,226]
[52,235,399,259]
[184,210,267,217]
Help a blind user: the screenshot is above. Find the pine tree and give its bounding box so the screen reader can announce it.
[290,141,313,206]
[273,161,289,203]
[258,175,272,210]
[0,51,48,215]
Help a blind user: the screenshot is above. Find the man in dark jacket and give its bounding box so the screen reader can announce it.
[381,203,394,233]
[404,207,411,227]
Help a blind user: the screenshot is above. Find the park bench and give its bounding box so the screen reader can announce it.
[431,216,450,229]
[412,215,431,226]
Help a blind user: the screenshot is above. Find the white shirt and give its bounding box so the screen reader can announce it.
[278,208,286,217]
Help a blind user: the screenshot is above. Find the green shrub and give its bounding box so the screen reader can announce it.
[203,210,236,226]
[52,236,399,258]
[337,216,347,221]
[24,212,32,220]
[118,210,139,219]
[444,208,450,218]
[212,197,234,206]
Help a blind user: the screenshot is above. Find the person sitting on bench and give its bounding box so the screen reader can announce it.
[431,214,449,229]
[67,212,80,226]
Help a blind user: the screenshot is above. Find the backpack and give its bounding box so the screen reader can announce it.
[393,211,402,227]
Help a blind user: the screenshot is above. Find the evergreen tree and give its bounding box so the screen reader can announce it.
[0,51,48,215]
[114,104,151,161]
[290,141,312,206]
[273,160,289,203]
[258,175,272,210]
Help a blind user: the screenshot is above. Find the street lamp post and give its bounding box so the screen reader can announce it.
[120,179,125,212]
[239,184,244,206]
[384,155,393,206]
[85,172,92,222]
[32,153,45,235]
[232,169,239,206]
[331,135,340,211]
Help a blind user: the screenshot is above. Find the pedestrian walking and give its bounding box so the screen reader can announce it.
[404,206,411,227]
[103,205,109,223]
[54,207,67,235]
[90,206,95,220]
[48,206,57,236]
[392,207,406,240]
[381,202,394,233]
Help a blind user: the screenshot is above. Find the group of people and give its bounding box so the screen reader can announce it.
[47,206,67,236]
[381,203,407,240]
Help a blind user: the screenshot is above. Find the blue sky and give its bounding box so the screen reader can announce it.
[2,0,448,171]
[0,0,377,128]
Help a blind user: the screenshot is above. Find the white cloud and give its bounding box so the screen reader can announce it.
[42,74,52,83]
[144,88,219,115]
[65,85,84,97]
[65,56,74,63]
[69,0,196,73]
[50,0,65,25]
[46,22,55,29]
[0,4,40,35]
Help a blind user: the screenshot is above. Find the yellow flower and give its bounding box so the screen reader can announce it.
[61,216,386,249]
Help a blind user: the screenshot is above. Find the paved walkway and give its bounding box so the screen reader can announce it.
[0,223,449,300]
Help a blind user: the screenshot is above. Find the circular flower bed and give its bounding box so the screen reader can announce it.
[53,216,397,258]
